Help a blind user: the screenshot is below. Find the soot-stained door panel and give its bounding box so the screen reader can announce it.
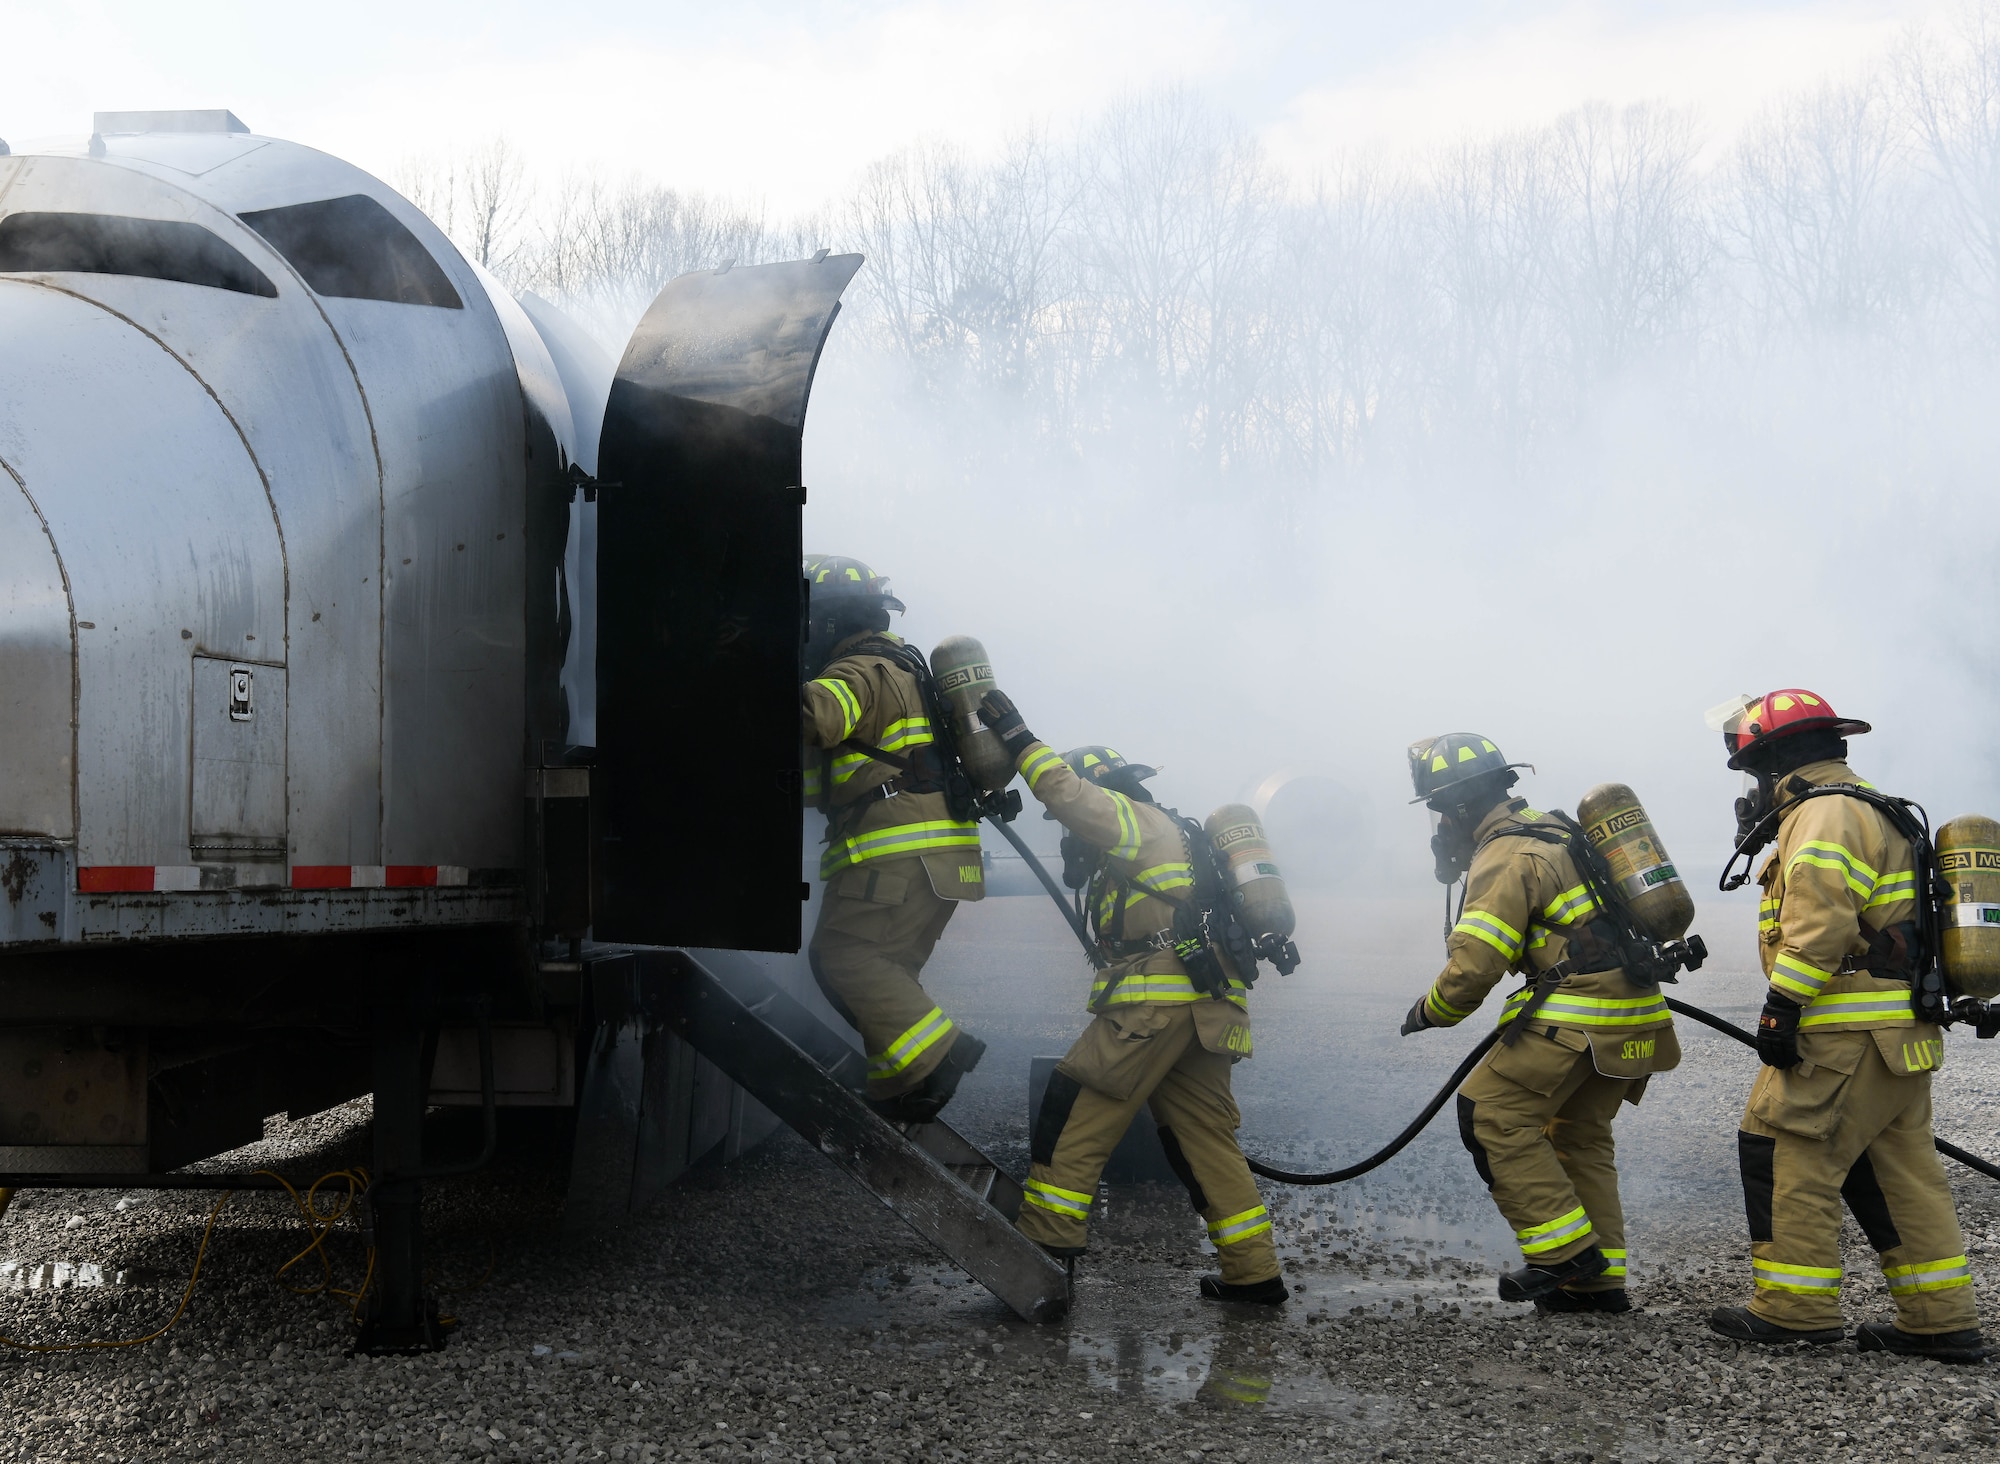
[595,253,862,953]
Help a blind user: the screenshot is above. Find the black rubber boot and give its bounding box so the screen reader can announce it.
[1497,1247,1609,1303]
[1707,1306,1844,1346]
[1535,1286,1632,1315]
[1199,1275,1289,1306]
[880,1032,987,1126]
[1856,1322,1990,1364]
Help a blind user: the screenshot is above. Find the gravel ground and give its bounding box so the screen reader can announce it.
[4,893,2000,1462]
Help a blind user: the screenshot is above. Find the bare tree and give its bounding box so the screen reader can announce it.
[1895,1,2000,333]
[1721,77,1936,343]
[461,137,531,273]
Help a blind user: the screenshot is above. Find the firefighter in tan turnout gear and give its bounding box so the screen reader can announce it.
[801,557,986,1124]
[1401,734,1680,1313]
[1706,689,1986,1362]
[976,690,1285,1304]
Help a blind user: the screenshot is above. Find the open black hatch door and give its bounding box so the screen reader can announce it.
[594,253,863,951]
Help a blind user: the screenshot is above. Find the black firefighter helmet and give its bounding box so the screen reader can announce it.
[1406,732,1531,807]
[804,554,905,672]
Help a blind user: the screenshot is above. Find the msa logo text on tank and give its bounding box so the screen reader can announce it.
[933,664,992,694]
[1939,848,2000,873]
[1641,865,1679,888]
[1600,807,1646,837]
[1212,825,1261,852]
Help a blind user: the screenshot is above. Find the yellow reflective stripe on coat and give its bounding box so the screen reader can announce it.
[1023,1180,1093,1219]
[1425,986,1473,1023]
[1539,883,1600,927]
[1600,1248,1627,1280]
[1758,895,1781,934]
[1207,1206,1272,1245]
[1022,746,1065,790]
[1090,972,1206,1005]
[867,1007,954,1080]
[820,820,982,877]
[828,716,936,785]
[1865,870,1917,910]
[1516,1205,1591,1255]
[1131,861,1193,896]
[803,766,822,800]
[1883,1255,1971,1294]
[1752,1258,1841,1295]
[1498,989,1669,1027]
[1106,791,1143,861]
[1770,951,1834,1002]
[1455,909,1525,961]
[1798,990,1916,1027]
[810,677,863,740]
[1787,839,1879,898]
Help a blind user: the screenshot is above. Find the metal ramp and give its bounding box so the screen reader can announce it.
[612,948,1069,1324]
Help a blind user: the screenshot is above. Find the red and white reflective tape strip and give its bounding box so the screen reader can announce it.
[78,865,470,892]
[77,866,205,893]
[288,866,471,890]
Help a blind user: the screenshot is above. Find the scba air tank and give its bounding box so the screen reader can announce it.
[1936,816,2000,1000]
[1205,804,1296,941]
[929,636,1016,794]
[1576,783,1694,941]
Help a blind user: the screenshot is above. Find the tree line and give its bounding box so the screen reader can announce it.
[397,5,2000,494]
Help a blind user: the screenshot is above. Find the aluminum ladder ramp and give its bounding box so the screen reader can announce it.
[648,949,1069,1323]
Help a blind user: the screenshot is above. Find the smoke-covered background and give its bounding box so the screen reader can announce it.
[397,6,2000,898]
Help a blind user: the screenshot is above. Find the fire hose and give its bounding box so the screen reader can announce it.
[1246,997,2000,1186]
[999,835,2000,1187]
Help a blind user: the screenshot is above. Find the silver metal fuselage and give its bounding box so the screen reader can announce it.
[0,127,596,948]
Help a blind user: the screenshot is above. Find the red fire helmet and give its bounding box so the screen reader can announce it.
[1705,689,1873,770]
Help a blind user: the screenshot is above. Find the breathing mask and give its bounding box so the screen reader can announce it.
[1735,770,1775,845]
[1429,806,1475,885]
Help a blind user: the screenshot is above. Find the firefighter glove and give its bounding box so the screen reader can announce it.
[1400,995,1436,1036]
[1756,992,1803,1069]
[978,690,1037,759]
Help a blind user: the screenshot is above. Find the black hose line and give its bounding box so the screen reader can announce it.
[1000,856,2000,1189]
[1245,1030,1500,1185]
[1663,996,2000,1185]
[1243,995,2000,1189]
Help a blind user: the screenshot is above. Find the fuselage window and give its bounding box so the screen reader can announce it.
[239,194,462,309]
[0,211,277,297]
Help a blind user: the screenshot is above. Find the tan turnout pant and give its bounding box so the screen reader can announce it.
[1017,1002,1278,1286]
[1738,1031,1976,1334]
[1458,1027,1638,1289]
[809,858,963,1099]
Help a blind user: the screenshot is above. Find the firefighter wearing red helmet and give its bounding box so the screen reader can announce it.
[1705,689,1986,1362]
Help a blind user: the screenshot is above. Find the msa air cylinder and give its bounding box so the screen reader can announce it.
[929,636,1016,794]
[1206,804,1296,941]
[1936,815,2000,999]
[1577,783,1694,941]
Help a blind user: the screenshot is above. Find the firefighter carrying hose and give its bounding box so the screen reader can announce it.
[1400,734,1679,1313]
[976,691,1285,1305]
[801,556,986,1125]
[1705,690,1987,1361]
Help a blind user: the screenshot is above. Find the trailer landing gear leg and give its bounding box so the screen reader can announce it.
[357,1013,448,1354]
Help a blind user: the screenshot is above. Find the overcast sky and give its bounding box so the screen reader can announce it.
[1,0,1952,211]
